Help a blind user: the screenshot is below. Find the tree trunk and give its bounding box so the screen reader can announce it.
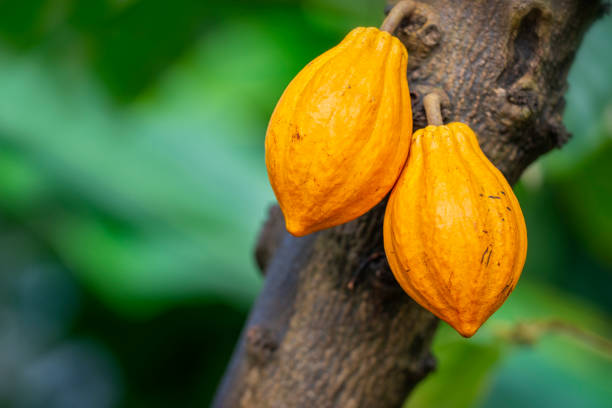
[213,1,605,406]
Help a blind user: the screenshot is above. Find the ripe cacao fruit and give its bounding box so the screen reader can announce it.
[383,123,527,337]
[265,27,412,237]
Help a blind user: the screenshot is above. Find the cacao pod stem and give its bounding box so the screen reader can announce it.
[381,0,416,34]
[423,92,444,126]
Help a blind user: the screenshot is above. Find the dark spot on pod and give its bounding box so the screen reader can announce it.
[292,131,304,141]
[481,247,489,264]
[506,207,512,211]
[488,195,501,199]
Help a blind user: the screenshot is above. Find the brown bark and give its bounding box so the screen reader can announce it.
[213,1,605,407]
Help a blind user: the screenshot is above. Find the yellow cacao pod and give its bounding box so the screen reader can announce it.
[384,123,527,337]
[265,27,412,237]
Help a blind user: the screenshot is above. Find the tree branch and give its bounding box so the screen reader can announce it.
[213,0,605,406]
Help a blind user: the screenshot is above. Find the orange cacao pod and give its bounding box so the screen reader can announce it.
[383,123,527,337]
[265,27,412,236]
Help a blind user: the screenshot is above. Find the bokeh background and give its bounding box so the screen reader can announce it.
[0,1,610,407]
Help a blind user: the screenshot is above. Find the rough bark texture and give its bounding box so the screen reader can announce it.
[214,1,605,407]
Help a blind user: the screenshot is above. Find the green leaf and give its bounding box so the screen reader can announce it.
[554,139,612,266]
[405,330,503,408]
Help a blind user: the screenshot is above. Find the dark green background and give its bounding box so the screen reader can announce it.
[0,1,610,407]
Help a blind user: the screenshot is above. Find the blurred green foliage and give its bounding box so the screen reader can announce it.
[0,1,610,407]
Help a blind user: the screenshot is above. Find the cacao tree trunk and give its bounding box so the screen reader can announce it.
[213,1,605,406]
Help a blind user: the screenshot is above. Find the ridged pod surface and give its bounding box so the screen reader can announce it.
[265,27,412,236]
[384,123,527,337]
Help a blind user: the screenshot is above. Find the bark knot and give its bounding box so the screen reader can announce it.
[246,325,278,364]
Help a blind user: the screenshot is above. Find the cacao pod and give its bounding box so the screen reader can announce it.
[384,123,527,337]
[266,27,412,236]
